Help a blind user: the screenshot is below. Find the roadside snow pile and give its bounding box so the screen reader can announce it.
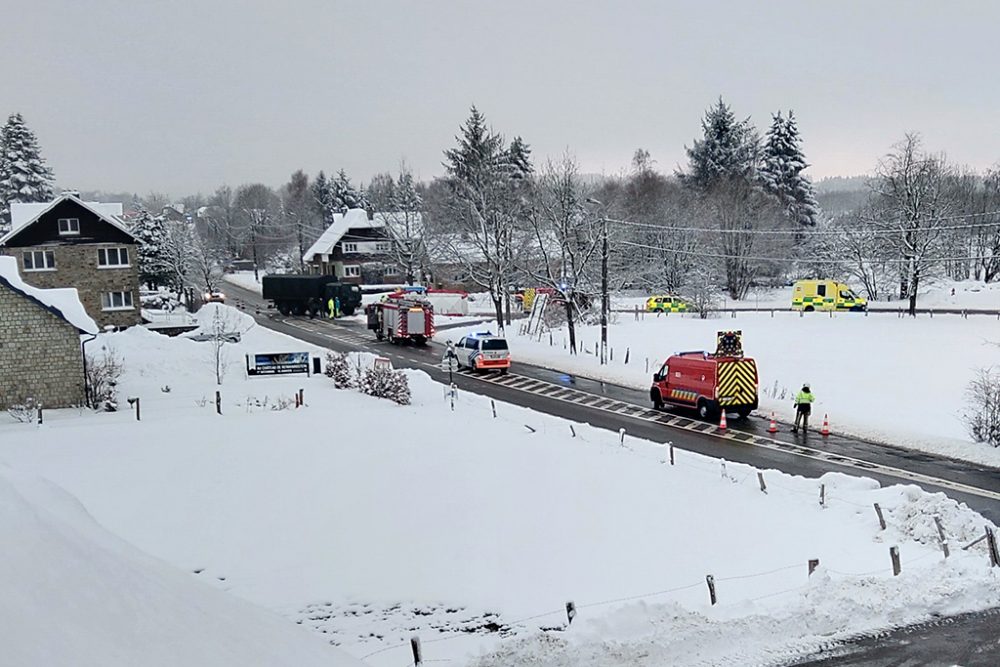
[223,270,265,294]
[437,312,1000,467]
[0,466,364,667]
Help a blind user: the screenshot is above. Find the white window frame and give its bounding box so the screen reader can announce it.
[57,218,80,235]
[101,290,134,311]
[98,247,130,268]
[342,242,359,253]
[23,250,56,272]
[342,265,361,278]
[383,265,398,276]
[375,242,391,253]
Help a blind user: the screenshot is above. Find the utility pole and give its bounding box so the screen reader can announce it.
[246,208,265,282]
[587,197,608,365]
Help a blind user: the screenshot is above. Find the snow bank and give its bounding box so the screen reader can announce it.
[223,270,265,294]
[0,466,365,667]
[1,310,998,666]
[437,311,1000,467]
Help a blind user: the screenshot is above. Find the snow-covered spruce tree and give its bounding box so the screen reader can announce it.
[678,97,759,190]
[324,351,353,388]
[330,169,370,212]
[311,170,334,223]
[359,366,411,405]
[760,111,820,227]
[130,208,172,288]
[0,113,55,230]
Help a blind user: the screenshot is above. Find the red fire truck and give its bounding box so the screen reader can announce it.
[365,297,434,345]
[649,331,759,420]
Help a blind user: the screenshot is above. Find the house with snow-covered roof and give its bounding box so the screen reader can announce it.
[303,208,404,284]
[0,193,141,329]
[0,255,96,410]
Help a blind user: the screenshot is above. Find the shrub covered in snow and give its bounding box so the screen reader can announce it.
[324,352,354,389]
[7,398,38,423]
[86,345,123,412]
[964,368,1000,447]
[359,366,411,405]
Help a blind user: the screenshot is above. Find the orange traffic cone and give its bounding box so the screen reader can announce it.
[718,410,728,431]
[768,412,778,434]
[821,414,830,437]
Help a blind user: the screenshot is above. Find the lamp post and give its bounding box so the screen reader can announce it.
[586,197,608,365]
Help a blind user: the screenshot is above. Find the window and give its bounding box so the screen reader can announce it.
[342,265,361,278]
[100,291,134,311]
[816,283,827,297]
[23,250,55,271]
[482,339,508,351]
[375,242,391,253]
[57,218,80,235]
[98,247,130,267]
[342,242,358,253]
[383,265,398,276]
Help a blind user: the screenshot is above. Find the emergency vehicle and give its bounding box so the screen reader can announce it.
[453,332,511,373]
[645,295,689,313]
[649,331,758,420]
[791,279,867,312]
[365,297,434,345]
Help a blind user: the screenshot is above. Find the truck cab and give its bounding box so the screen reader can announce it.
[455,333,511,373]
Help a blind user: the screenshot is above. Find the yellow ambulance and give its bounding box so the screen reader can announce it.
[791,280,868,312]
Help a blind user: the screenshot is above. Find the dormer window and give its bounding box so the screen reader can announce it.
[57,218,80,235]
[342,242,358,253]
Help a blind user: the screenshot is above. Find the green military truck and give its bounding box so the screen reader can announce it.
[261,275,363,317]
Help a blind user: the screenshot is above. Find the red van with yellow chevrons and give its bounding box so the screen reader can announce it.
[649,351,759,421]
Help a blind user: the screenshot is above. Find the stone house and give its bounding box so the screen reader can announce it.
[302,208,403,284]
[0,194,141,329]
[0,256,97,410]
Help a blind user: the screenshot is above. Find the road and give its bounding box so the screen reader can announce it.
[223,283,1000,664]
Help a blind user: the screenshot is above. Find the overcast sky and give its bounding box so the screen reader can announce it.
[5,1,998,196]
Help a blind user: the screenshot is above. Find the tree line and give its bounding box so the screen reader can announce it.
[2,103,998,320]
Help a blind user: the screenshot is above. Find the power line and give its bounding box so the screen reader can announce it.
[602,209,1000,236]
[616,239,995,265]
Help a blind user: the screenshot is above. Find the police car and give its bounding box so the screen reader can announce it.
[454,332,511,373]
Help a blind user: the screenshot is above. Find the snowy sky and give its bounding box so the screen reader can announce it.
[5,0,998,196]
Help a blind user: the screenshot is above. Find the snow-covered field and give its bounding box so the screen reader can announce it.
[1,305,999,665]
[613,279,1000,312]
[437,308,1000,468]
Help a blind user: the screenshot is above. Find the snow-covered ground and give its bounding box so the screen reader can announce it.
[613,279,1000,312]
[223,270,265,294]
[1,305,999,666]
[436,310,1000,469]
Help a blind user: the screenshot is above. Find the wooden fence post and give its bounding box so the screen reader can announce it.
[757,472,767,493]
[669,443,675,465]
[890,546,901,576]
[706,575,717,605]
[874,503,886,530]
[819,484,826,508]
[808,559,820,576]
[565,601,577,625]
[215,391,221,415]
[987,527,1000,567]
[934,516,949,558]
[410,635,423,666]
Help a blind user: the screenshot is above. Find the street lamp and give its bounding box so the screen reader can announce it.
[586,197,608,365]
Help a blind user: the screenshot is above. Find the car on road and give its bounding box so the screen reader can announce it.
[454,333,511,373]
[203,291,227,304]
[645,295,689,313]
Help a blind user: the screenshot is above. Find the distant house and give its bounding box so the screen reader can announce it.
[0,256,97,410]
[302,208,402,284]
[0,193,141,329]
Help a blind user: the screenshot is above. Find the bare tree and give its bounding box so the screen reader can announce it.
[523,155,602,353]
[378,165,427,285]
[866,134,958,314]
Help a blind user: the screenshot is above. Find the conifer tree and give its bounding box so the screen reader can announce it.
[506,136,534,179]
[311,171,332,223]
[330,169,369,211]
[130,207,172,287]
[760,111,820,226]
[0,113,55,229]
[679,98,759,190]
